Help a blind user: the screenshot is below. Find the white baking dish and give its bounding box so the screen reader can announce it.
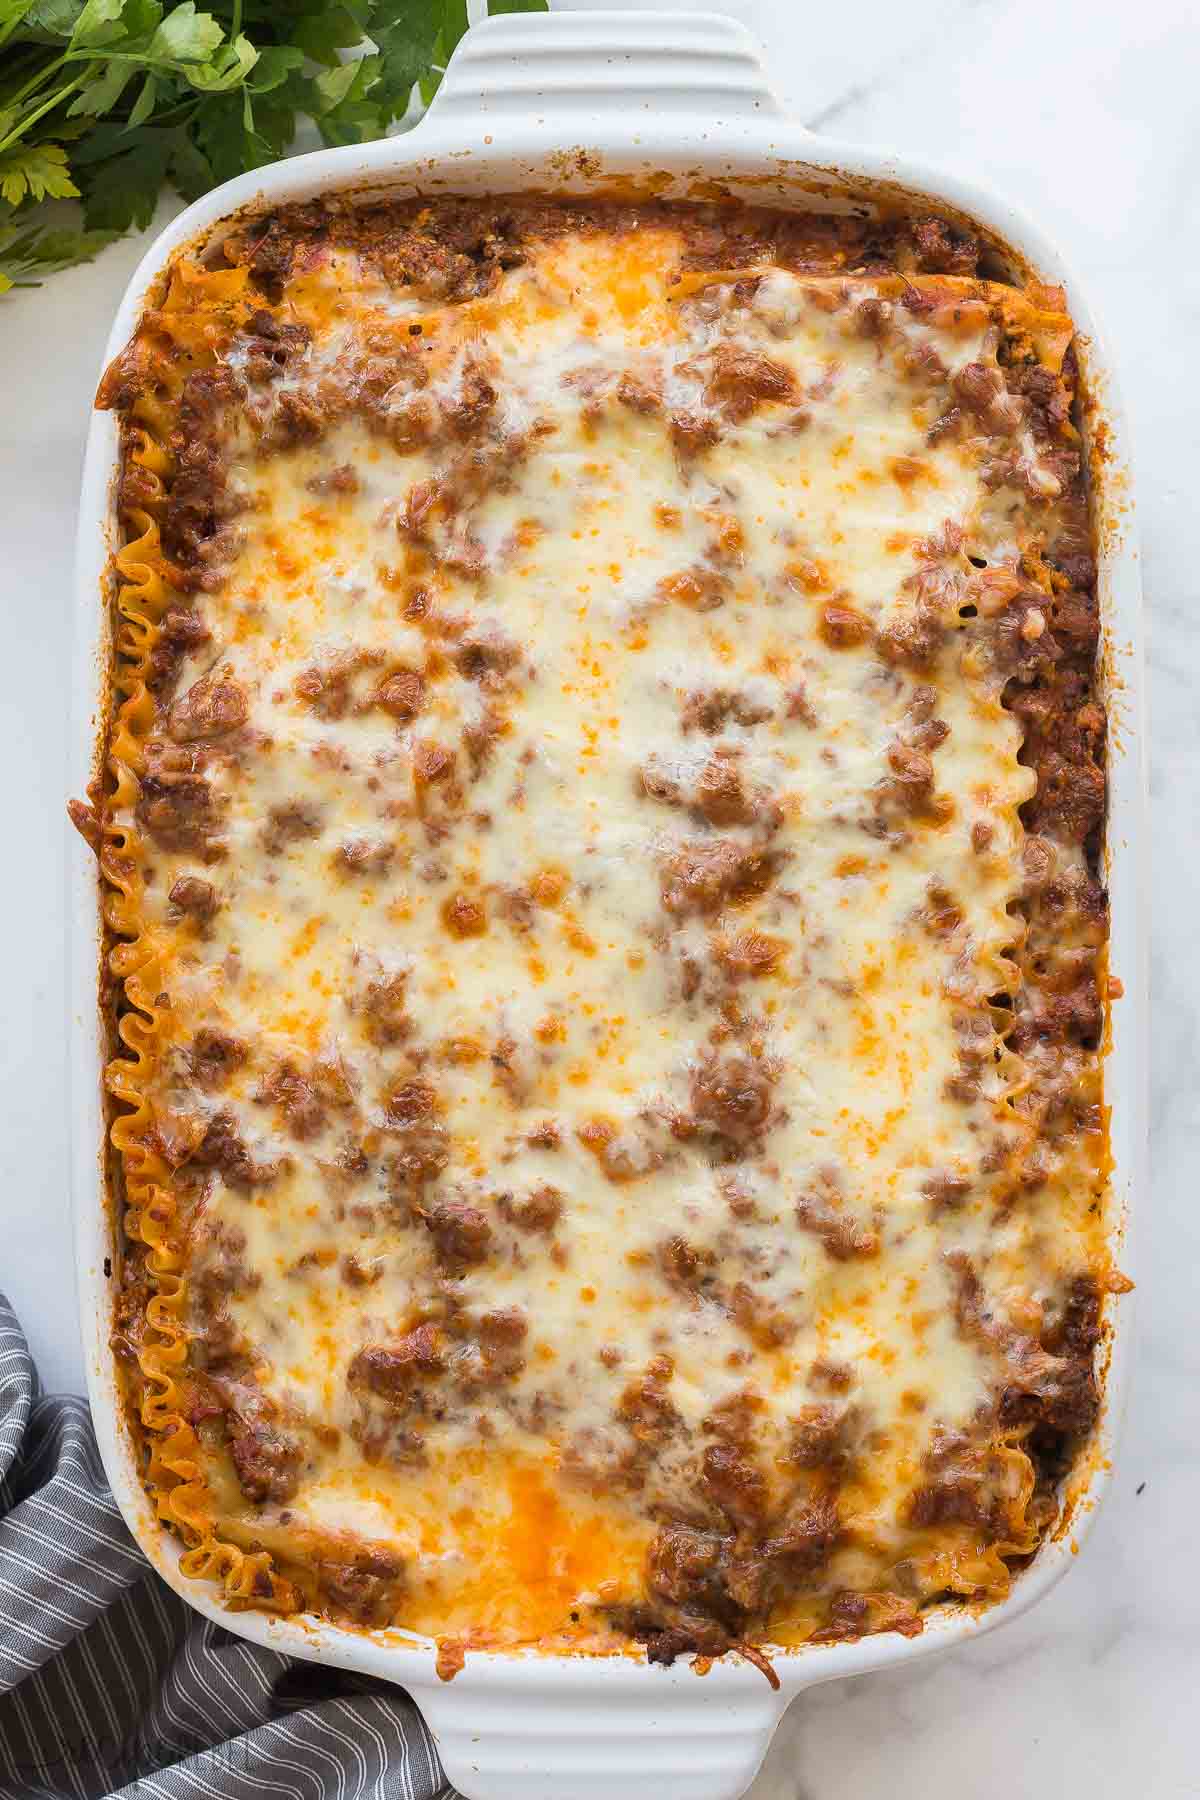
[68,13,1146,1799]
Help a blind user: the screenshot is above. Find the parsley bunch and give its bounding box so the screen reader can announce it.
[0,0,546,292]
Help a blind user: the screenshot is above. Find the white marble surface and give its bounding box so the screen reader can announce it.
[1,0,1193,1791]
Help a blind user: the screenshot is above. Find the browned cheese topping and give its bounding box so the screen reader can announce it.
[89,198,1113,1660]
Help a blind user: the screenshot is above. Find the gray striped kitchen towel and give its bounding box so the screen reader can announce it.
[0,1294,458,1799]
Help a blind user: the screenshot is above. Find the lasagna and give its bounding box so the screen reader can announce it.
[77,197,1120,1669]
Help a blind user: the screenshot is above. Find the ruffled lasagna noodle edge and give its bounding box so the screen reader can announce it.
[102,320,299,1610]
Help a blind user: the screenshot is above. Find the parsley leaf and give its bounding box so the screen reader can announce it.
[149,2,224,64]
[80,128,171,229]
[0,213,114,288]
[0,141,79,203]
[290,6,366,68]
[371,0,442,119]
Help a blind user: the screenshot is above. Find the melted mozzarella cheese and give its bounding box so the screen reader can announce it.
[124,225,1104,1645]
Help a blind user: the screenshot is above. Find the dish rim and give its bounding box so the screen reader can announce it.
[67,10,1145,1793]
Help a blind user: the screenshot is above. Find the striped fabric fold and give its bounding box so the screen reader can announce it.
[0,1295,458,1800]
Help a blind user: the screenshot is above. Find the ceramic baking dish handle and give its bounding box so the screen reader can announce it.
[415,1662,788,1800]
[426,9,783,126]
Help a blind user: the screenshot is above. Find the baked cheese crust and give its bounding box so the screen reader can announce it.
[84,199,1115,1664]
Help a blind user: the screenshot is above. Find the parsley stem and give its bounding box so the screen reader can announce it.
[1,49,70,117]
[0,77,84,156]
[140,96,200,129]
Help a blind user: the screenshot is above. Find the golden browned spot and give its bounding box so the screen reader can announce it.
[563,918,597,955]
[786,556,831,594]
[820,601,872,648]
[657,567,727,611]
[441,893,488,938]
[576,1116,659,1183]
[531,867,568,907]
[706,510,745,557]
[890,455,931,488]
